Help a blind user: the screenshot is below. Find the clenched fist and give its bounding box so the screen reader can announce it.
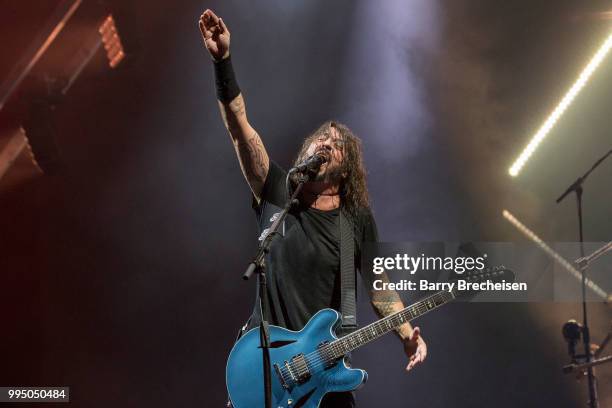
[198,9,230,61]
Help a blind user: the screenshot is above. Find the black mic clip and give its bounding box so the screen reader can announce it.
[289,153,328,174]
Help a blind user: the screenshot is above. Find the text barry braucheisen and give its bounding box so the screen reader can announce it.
[372,279,527,292]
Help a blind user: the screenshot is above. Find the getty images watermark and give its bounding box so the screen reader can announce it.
[362,242,611,302]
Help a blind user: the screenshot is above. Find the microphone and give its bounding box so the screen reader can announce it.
[290,153,328,174]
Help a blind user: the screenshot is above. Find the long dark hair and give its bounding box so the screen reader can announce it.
[293,121,370,218]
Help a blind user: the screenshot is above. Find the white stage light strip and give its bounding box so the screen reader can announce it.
[502,209,608,299]
[509,32,612,177]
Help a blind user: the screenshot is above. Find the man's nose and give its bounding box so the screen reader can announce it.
[318,143,333,152]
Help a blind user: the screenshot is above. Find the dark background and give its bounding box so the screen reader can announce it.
[0,0,611,407]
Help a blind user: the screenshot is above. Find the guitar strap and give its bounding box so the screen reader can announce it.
[339,209,357,334]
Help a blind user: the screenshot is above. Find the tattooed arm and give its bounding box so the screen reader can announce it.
[199,9,269,201]
[219,95,269,201]
[370,273,428,372]
[370,273,414,340]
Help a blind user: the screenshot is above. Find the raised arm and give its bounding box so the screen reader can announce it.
[199,9,269,201]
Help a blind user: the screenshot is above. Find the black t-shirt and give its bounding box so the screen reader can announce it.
[247,161,378,332]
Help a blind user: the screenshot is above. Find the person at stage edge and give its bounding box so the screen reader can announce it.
[199,9,428,407]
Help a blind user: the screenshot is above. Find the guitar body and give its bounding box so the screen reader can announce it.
[227,266,514,407]
[226,309,367,408]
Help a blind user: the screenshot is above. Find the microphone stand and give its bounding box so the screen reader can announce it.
[564,322,612,376]
[575,242,612,271]
[556,148,612,408]
[242,168,310,408]
[563,355,612,374]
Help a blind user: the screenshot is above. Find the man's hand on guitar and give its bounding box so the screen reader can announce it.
[403,326,427,372]
[199,9,230,61]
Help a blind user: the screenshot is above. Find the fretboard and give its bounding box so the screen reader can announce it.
[324,289,456,359]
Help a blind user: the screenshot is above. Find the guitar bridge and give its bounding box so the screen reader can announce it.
[273,363,290,389]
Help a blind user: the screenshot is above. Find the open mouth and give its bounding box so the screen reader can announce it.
[315,148,331,162]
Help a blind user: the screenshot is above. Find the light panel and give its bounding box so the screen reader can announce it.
[509,32,612,177]
[502,209,608,299]
[99,14,125,68]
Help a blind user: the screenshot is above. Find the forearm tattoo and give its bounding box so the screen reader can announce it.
[371,274,411,338]
[372,291,402,316]
[236,130,267,183]
[217,95,267,187]
[219,95,246,132]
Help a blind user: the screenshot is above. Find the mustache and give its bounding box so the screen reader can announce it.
[314,148,331,161]
[297,149,330,164]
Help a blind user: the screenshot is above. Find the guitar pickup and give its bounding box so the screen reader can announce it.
[290,353,311,384]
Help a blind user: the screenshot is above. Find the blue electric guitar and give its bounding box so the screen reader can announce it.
[226,266,514,407]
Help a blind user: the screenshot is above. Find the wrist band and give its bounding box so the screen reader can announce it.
[213,55,241,103]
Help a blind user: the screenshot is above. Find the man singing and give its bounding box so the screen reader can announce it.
[199,9,427,407]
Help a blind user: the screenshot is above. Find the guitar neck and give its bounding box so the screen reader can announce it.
[326,289,456,359]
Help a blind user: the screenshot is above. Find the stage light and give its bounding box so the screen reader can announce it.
[502,209,608,299]
[99,14,125,68]
[509,32,612,177]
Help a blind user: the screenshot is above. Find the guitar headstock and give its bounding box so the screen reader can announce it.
[455,265,514,282]
[448,265,515,298]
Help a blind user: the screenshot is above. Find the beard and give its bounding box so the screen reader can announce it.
[312,162,344,183]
